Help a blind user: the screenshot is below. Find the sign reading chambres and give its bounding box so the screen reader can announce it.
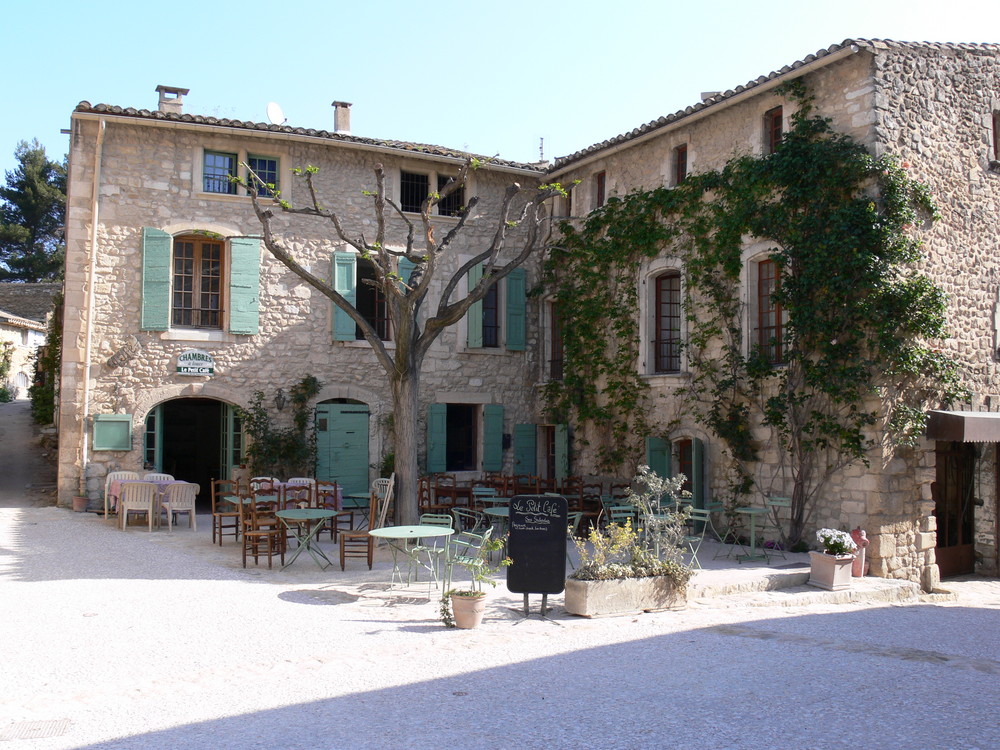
[506,494,568,595]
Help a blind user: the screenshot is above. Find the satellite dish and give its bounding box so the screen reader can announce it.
[266,102,286,125]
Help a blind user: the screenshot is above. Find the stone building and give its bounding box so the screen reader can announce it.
[59,86,548,510]
[59,39,1000,588]
[0,283,59,397]
[547,39,1000,588]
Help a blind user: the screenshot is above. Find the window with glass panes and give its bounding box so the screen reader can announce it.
[247,155,279,196]
[764,107,783,155]
[172,236,224,328]
[355,259,390,340]
[204,151,237,194]
[437,175,464,216]
[757,259,784,364]
[654,272,682,373]
[482,283,500,348]
[673,144,688,185]
[594,171,606,208]
[400,171,429,212]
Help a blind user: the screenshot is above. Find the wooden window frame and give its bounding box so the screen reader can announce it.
[764,107,783,155]
[172,235,225,329]
[203,150,237,194]
[355,259,390,341]
[673,144,688,185]
[653,271,682,373]
[756,258,785,364]
[594,171,607,208]
[246,154,280,196]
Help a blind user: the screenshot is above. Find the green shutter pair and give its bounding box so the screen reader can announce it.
[331,253,419,341]
[426,403,506,474]
[140,227,260,334]
[466,264,526,350]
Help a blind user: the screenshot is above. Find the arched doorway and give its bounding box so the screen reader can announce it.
[145,398,242,511]
[315,399,370,495]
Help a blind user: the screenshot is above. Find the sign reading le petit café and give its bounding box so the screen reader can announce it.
[176,349,215,376]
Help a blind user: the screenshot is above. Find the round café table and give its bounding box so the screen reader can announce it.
[275,508,343,569]
[369,525,454,588]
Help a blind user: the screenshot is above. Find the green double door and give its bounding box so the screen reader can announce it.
[316,403,370,495]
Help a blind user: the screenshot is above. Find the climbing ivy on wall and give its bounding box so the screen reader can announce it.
[544,81,967,543]
[239,375,322,478]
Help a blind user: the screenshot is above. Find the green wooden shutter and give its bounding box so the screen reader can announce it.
[426,404,447,474]
[228,237,261,334]
[482,404,504,472]
[141,227,171,331]
[646,436,671,479]
[691,437,705,509]
[554,424,569,480]
[398,257,416,292]
[514,423,537,475]
[506,267,526,351]
[333,251,357,341]
[467,263,483,348]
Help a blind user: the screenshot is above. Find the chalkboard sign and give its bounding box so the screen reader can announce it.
[507,494,568,595]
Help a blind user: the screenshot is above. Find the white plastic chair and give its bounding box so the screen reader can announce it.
[104,471,139,519]
[161,482,199,532]
[119,482,159,531]
[373,474,395,529]
[143,472,175,482]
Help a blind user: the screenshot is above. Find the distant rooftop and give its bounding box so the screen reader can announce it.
[0,283,60,323]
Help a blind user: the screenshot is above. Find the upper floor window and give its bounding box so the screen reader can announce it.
[756,258,785,364]
[482,283,500,348]
[399,170,464,215]
[247,155,280,196]
[204,151,237,194]
[594,171,607,209]
[172,235,224,329]
[764,107,783,155]
[548,301,564,381]
[466,264,526,352]
[673,144,688,185]
[562,187,573,218]
[356,259,390,340]
[653,271,682,373]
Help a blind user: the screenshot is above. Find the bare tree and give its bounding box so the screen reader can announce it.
[245,159,559,524]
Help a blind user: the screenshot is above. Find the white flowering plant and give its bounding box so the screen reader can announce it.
[815,528,858,557]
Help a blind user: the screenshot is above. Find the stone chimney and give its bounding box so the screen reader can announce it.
[156,85,190,114]
[700,91,721,102]
[332,101,352,134]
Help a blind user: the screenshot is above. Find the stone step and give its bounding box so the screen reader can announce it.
[689,573,926,609]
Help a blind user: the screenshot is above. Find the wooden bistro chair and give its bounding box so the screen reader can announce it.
[240,490,284,569]
[118,481,159,531]
[160,482,199,532]
[316,481,350,541]
[419,475,450,514]
[340,490,379,571]
[210,479,241,545]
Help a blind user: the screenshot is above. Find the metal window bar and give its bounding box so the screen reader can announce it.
[652,338,681,373]
[204,151,237,194]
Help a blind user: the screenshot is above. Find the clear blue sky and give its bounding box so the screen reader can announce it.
[2,0,999,177]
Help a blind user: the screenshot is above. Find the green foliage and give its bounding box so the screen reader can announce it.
[0,140,66,282]
[0,340,13,402]
[28,291,62,424]
[546,81,966,543]
[237,376,322,477]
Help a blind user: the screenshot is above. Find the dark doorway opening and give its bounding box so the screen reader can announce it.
[161,398,223,511]
[934,441,976,578]
[446,404,477,472]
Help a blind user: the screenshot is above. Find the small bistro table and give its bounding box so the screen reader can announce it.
[275,508,342,570]
[735,506,769,563]
[368,525,454,588]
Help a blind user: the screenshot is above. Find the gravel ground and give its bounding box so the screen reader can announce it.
[1,505,999,750]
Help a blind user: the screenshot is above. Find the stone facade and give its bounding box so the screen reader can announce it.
[60,98,547,506]
[547,40,1000,588]
[59,40,1000,588]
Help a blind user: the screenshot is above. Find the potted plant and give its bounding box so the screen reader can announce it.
[564,467,694,617]
[807,528,858,591]
[440,533,510,629]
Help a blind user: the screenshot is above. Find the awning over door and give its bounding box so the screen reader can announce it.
[926,410,1000,442]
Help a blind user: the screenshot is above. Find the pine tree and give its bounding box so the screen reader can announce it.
[0,140,66,282]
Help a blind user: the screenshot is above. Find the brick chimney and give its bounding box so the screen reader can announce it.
[156,85,190,114]
[332,101,352,134]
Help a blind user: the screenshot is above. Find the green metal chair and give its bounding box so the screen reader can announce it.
[608,504,637,528]
[445,526,495,592]
[452,507,488,534]
[760,496,791,560]
[409,513,454,586]
[683,508,713,569]
[566,511,584,569]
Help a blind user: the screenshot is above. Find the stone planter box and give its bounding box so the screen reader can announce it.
[564,576,686,617]
[807,551,855,591]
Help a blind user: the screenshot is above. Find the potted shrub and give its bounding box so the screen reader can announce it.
[565,467,694,617]
[807,528,858,591]
[440,533,510,629]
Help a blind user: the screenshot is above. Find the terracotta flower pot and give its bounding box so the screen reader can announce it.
[807,551,855,591]
[72,495,89,513]
[450,592,487,628]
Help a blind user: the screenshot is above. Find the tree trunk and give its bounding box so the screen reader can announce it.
[392,369,421,526]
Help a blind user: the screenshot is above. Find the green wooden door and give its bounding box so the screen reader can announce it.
[316,403,370,494]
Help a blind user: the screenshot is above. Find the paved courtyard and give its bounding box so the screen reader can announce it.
[1,501,998,750]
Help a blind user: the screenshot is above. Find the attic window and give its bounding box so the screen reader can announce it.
[764,106,783,155]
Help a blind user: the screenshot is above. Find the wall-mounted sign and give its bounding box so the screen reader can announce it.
[176,349,215,376]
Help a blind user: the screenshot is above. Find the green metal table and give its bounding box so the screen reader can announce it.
[369,525,454,588]
[735,506,769,563]
[276,508,342,569]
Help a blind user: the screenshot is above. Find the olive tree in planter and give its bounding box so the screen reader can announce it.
[565,468,694,617]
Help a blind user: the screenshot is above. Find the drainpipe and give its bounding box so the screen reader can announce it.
[80,117,106,493]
